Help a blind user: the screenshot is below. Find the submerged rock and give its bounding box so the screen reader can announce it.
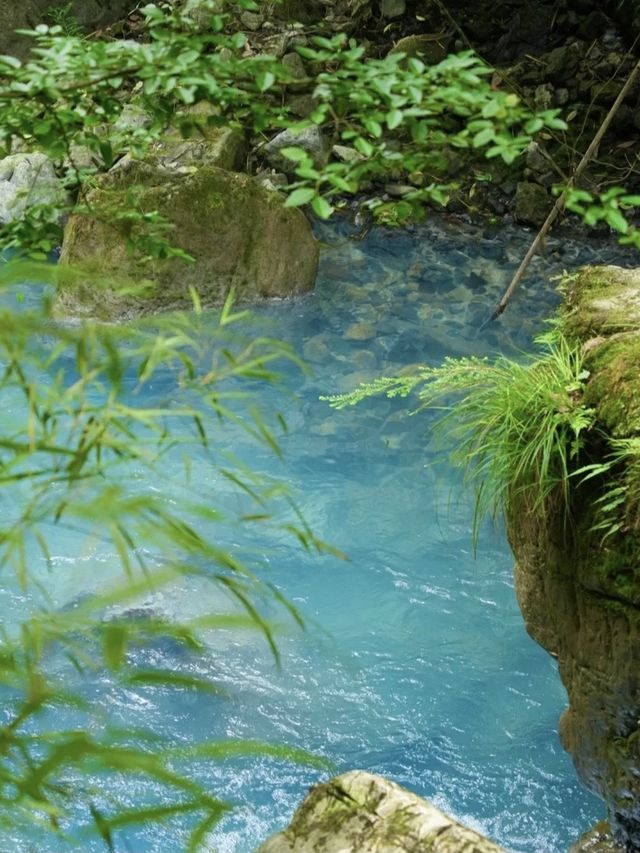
[256,771,508,853]
[55,162,318,321]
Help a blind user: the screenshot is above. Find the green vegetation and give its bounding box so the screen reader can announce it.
[0,0,565,258]
[1,0,639,848]
[324,327,640,547]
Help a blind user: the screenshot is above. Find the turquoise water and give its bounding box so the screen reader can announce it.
[5,217,633,852]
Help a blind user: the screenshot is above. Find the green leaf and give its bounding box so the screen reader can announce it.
[473,127,495,147]
[284,187,316,207]
[256,71,276,92]
[386,109,403,130]
[311,195,333,219]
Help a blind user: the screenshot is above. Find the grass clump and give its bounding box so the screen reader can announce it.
[324,329,597,541]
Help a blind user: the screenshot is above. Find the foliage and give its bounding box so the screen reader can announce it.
[45,3,84,38]
[0,0,566,256]
[323,329,598,542]
[0,277,337,850]
[564,186,640,249]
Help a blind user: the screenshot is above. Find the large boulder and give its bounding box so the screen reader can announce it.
[0,1,137,59]
[256,771,508,853]
[0,153,65,224]
[509,265,640,850]
[55,160,318,321]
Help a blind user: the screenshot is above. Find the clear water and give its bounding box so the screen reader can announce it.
[7,217,635,853]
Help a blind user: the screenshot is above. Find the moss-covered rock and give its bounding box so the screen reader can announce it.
[256,771,508,853]
[563,265,640,340]
[510,263,640,850]
[55,162,318,321]
[582,334,640,436]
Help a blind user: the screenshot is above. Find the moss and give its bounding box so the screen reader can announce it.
[562,266,640,341]
[583,335,640,436]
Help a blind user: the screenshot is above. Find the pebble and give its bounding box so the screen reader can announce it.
[344,322,376,341]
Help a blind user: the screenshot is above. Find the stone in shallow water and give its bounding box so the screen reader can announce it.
[255,770,508,853]
[344,322,376,341]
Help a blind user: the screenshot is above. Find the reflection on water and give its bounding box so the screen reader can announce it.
[6,217,635,852]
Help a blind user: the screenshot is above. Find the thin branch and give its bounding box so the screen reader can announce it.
[484,56,640,326]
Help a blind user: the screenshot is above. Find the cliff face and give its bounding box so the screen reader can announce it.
[509,266,640,850]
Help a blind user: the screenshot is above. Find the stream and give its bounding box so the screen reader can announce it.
[5,216,636,853]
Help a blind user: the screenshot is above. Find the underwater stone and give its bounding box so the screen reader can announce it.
[255,771,508,853]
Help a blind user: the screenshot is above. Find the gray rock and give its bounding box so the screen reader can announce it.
[264,125,328,173]
[389,33,450,64]
[0,1,138,59]
[55,163,318,321]
[0,153,64,224]
[514,181,550,226]
[282,52,308,91]
[380,0,405,18]
[240,10,263,30]
[256,771,508,853]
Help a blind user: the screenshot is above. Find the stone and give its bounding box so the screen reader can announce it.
[143,125,245,172]
[510,264,640,850]
[344,322,376,341]
[55,163,318,321]
[255,771,508,853]
[380,0,405,18]
[389,34,450,64]
[514,181,550,226]
[287,94,317,118]
[254,170,288,193]
[569,821,625,853]
[114,103,154,132]
[0,153,65,224]
[0,1,138,59]
[239,10,262,30]
[264,125,329,173]
[281,52,308,91]
[332,145,361,163]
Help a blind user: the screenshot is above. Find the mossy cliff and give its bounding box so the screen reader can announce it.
[509,265,640,851]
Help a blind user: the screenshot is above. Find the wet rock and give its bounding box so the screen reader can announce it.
[0,153,64,224]
[510,265,640,849]
[264,125,329,173]
[344,321,376,341]
[569,821,625,853]
[256,771,508,853]
[55,163,318,321]
[303,334,332,364]
[514,181,550,226]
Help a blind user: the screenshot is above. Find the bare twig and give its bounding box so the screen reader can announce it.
[484,56,640,326]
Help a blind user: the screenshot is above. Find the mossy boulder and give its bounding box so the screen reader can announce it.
[510,263,640,850]
[55,162,318,321]
[582,335,640,436]
[256,771,508,853]
[563,265,640,340]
